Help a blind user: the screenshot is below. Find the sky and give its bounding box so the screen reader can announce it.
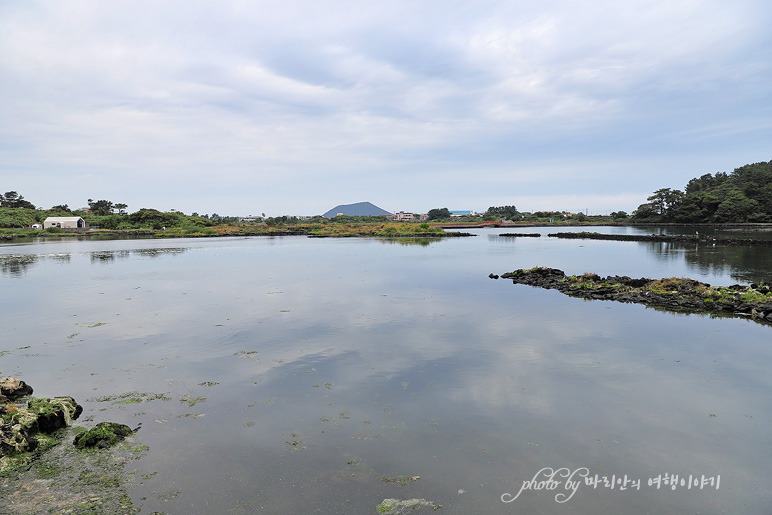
[1,0,770,217]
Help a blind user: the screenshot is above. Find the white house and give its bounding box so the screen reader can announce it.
[43,217,88,229]
[394,211,416,221]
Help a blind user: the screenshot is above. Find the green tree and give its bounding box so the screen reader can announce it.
[714,190,762,222]
[87,199,115,216]
[427,208,451,221]
[646,188,684,217]
[631,202,659,221]
[485,205,519,220]
[641,160,772,224]
[126,208,187,229]
[0,191,35,209]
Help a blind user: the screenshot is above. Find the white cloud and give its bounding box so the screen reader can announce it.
[0,0,769,214]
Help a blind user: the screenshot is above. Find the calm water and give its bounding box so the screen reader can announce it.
[1,227,771,514]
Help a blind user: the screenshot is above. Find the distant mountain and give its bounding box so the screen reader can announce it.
[323,202,392,218]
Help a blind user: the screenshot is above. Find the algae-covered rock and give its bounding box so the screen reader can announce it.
[1,408,39,455]
[27,397,83,433]
[74,422,134,449]
[376,498,441,514]
[1,397,83,458]
[0,377,33,400]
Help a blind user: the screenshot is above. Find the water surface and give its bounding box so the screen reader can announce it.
[1,228,770,514]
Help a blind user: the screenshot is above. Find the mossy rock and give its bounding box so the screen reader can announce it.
[74,422,134,449]
[1,397,83,458]
[27,397,83,433]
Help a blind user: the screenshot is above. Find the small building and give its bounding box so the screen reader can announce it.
[43,217,88,230]
[394,211,416,221]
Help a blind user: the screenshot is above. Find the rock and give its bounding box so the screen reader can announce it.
[27,397,83,433]
[1,408,40,455]
[0,377,33,400]
[376,498,441,514]
[1,397,82,458]
[547,231,772,247]
[498,267,772,326]
[73,422,134,449]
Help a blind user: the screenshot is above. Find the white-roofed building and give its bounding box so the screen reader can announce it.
[43,217,88,229]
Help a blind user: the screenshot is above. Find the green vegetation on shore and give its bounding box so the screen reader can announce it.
[4,156,772,239]
[0,189,471,240]
[633,159,772,223]
[0,205,454,240]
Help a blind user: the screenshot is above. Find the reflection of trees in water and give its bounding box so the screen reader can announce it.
[643,241,772,284]
[90,250,131,263]
[91,247,187,262]
[133,247,187,257]
[0,254,39,277]
[1,247,189,275]
[378,237,441,247]
[0,253,71,276]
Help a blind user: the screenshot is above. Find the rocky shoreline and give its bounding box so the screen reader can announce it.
[491,267,772,325]
[543,231,772,246]
[1,378,142,513]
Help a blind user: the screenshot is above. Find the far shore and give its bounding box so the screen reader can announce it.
[3,222,772,242]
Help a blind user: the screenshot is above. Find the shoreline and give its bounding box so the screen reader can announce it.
[1,227,477,241]
[4,222,772,242]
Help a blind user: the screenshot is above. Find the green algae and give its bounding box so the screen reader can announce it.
[0,426,148,514]
[87,391,172,405]
[73,422,134,449]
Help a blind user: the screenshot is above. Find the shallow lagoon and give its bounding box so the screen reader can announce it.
[1,227,771,514]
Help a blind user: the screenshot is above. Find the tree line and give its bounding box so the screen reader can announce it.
[632,159,772,223]
[0,193,218,230]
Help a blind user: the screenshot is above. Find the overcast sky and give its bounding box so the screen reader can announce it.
[1,0,770,216]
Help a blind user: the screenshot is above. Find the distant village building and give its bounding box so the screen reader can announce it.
[43,217,88,230]
[393,212,429,221]
[449,210,477,217]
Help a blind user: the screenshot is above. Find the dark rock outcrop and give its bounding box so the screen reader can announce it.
[498,267,772,324]
[547,231,772,246]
